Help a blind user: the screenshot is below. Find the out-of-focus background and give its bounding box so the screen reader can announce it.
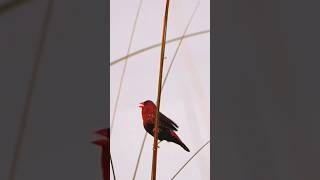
[110,0,210,179]
[214,0,320,179]
[0,0,107,179]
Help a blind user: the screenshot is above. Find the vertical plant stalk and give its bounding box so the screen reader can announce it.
[132,3,200,179]
[8,1,54,180]
[151,0,170,180]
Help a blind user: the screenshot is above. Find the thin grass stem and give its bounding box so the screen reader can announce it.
[110,0,144,133]
[171,140,210,180]
[8,1,54,179]
[132,132,147,180]
[162,1,200,91]
[110,154,116,180]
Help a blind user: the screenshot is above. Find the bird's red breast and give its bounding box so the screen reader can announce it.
[139,100,156,125]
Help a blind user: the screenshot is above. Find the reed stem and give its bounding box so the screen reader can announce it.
[151,0,171,179]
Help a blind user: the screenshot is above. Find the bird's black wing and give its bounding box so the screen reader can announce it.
[159,112,179,131]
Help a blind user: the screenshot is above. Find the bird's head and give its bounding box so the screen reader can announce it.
[92,128,110,147]
[139,100,156,110]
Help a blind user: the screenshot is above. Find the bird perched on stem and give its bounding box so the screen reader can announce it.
[139,100,190,152]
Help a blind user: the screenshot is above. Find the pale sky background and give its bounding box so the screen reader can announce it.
[110,0,210,179]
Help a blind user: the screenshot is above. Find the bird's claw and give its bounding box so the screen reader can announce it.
[153,145,160,151]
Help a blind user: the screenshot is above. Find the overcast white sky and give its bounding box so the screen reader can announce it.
[110,0,210,179]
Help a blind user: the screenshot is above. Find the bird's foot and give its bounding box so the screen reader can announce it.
[153,146,160,150]
[152,141,161,150]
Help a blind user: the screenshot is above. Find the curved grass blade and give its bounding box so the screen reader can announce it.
[110,30,210,66]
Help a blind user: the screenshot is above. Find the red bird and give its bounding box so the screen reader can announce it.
[139,100,190,152]
[92,128,110,180]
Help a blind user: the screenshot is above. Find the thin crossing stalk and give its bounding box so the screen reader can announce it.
[162,1,200,91]
[8,1,54,180]
[132,132,147,180]
[171,140,210,179]
[151,0,171,179]
[110,154,116,180]
[110,0,144,133]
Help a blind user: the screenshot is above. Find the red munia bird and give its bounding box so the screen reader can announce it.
[139,100,190,152]
[92,128,110,180]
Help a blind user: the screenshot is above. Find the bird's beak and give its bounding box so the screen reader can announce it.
[139,103,144,108]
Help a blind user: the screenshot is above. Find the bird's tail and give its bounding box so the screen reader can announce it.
[178,141,190,152]
[170,131,190,152]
